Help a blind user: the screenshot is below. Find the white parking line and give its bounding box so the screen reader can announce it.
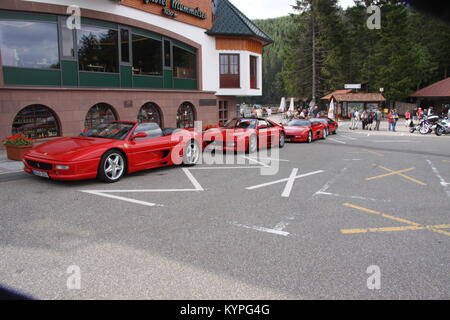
[314,167,348,196]
[82,191,162,207]
[281,168,299,198]
[317,192,391,202]
[246,170,325,191]
[328,138,346,144]
[0,170,24,175]
[426,159,450,198]
[182,168,205,191]
[240,156,269,167]
[229,221,290,237]
[340,135,357,140]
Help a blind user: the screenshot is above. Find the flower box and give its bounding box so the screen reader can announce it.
[2,133,35,161]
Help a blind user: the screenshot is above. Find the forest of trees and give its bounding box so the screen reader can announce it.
[246,0,450,106]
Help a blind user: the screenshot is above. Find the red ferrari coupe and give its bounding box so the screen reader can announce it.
[204,118,285,153]
[23,121,201,182]
[315,117,339,135]
[284,119,327,143]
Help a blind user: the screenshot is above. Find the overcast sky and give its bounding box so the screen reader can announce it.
[228,0,356,19]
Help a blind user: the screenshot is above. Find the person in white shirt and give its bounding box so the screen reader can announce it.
[266,107,272,118]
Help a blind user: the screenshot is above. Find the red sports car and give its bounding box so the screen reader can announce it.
[204,118,285,153]
[284,119,326,143]
[315,117,339,135]
[23,121,201,182]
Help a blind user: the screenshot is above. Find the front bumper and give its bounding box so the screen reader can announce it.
[23,156,100,181]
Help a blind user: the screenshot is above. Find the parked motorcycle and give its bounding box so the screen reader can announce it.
[435,117,450,136]
[410,115,440,134]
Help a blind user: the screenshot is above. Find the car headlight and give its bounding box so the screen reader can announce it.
[55,165,70,170]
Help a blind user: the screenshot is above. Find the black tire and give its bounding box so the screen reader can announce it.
[307,131,313,143]
[435,126,444,136]
[322,129,327,140]
[247,134,258,154]
[98,150,126,183]
[183,140,200,166]
[279,131,285,148]
[409,127,416,133]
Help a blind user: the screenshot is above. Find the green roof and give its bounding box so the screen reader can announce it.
[207,0,273,44]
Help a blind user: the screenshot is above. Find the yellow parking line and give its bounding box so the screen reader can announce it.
[343,203,421,226]
[341,224,450,235]
[366,166,427,186]
[365,167,415,181]
[443,160,450,163]
[367,150,384,157]
[342,203,450,237]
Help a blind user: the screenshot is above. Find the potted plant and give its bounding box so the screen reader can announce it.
[2,133,35,161]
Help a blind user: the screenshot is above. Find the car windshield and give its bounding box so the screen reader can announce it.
[80,122,134,140]
[288,119,310,127]
[223,119,257,129]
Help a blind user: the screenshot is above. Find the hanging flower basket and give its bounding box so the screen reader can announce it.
[2,134,35,161]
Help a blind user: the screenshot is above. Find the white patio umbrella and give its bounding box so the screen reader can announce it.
[289,97,295,112]
[278,97,286,113]
[328,98,336,119]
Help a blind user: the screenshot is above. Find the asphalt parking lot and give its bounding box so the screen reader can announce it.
[0,130,449,299]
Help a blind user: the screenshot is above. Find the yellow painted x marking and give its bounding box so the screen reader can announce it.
[366,166,427,186]
[342,203,450,237]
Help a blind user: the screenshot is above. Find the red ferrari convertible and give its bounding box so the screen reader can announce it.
[284,119,327,143]
[204,118,285,153]
[23,121,201,182]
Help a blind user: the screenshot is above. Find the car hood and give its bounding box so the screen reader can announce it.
[284,126,309,133]
[25,137,117,162]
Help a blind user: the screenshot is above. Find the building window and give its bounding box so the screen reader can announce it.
[78,25,119,73]
[138,102,162,126]
[0,20,60,69]
[177,102,196,129]
[220,54,240,88]
[12,105,60,139]
[61,18,75,58]
[85,103,118,129]
[164,39,172,68]
[250,55,258,89]
[219,101,229,126]
[173,46,196,79]
[132,34,162,76]
[120,29,130,63]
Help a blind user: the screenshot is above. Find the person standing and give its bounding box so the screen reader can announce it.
[375,108,382,131]
[350,108,356,130]
[428,107,433,116]
[367,111,374,131]
[354,109,361,130]
[388,109,394,131]
[405,110,411,127]
[417,108,423,119]
[392,109,399,132]
[266,107,272,118]
[361,110,368,130]
[447,107,450,119]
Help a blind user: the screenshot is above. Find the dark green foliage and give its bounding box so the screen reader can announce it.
[252,0,450,104]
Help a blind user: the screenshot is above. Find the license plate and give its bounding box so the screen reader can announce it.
[32,170,49,178]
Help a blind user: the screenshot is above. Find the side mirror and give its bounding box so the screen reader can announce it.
[131,132,148,140]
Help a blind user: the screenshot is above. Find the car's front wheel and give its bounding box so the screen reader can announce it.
[183,140,200,166]
[247,134,258,154]
[307,131,313,143]
[99,150,126,183]
[279,132,285,148]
